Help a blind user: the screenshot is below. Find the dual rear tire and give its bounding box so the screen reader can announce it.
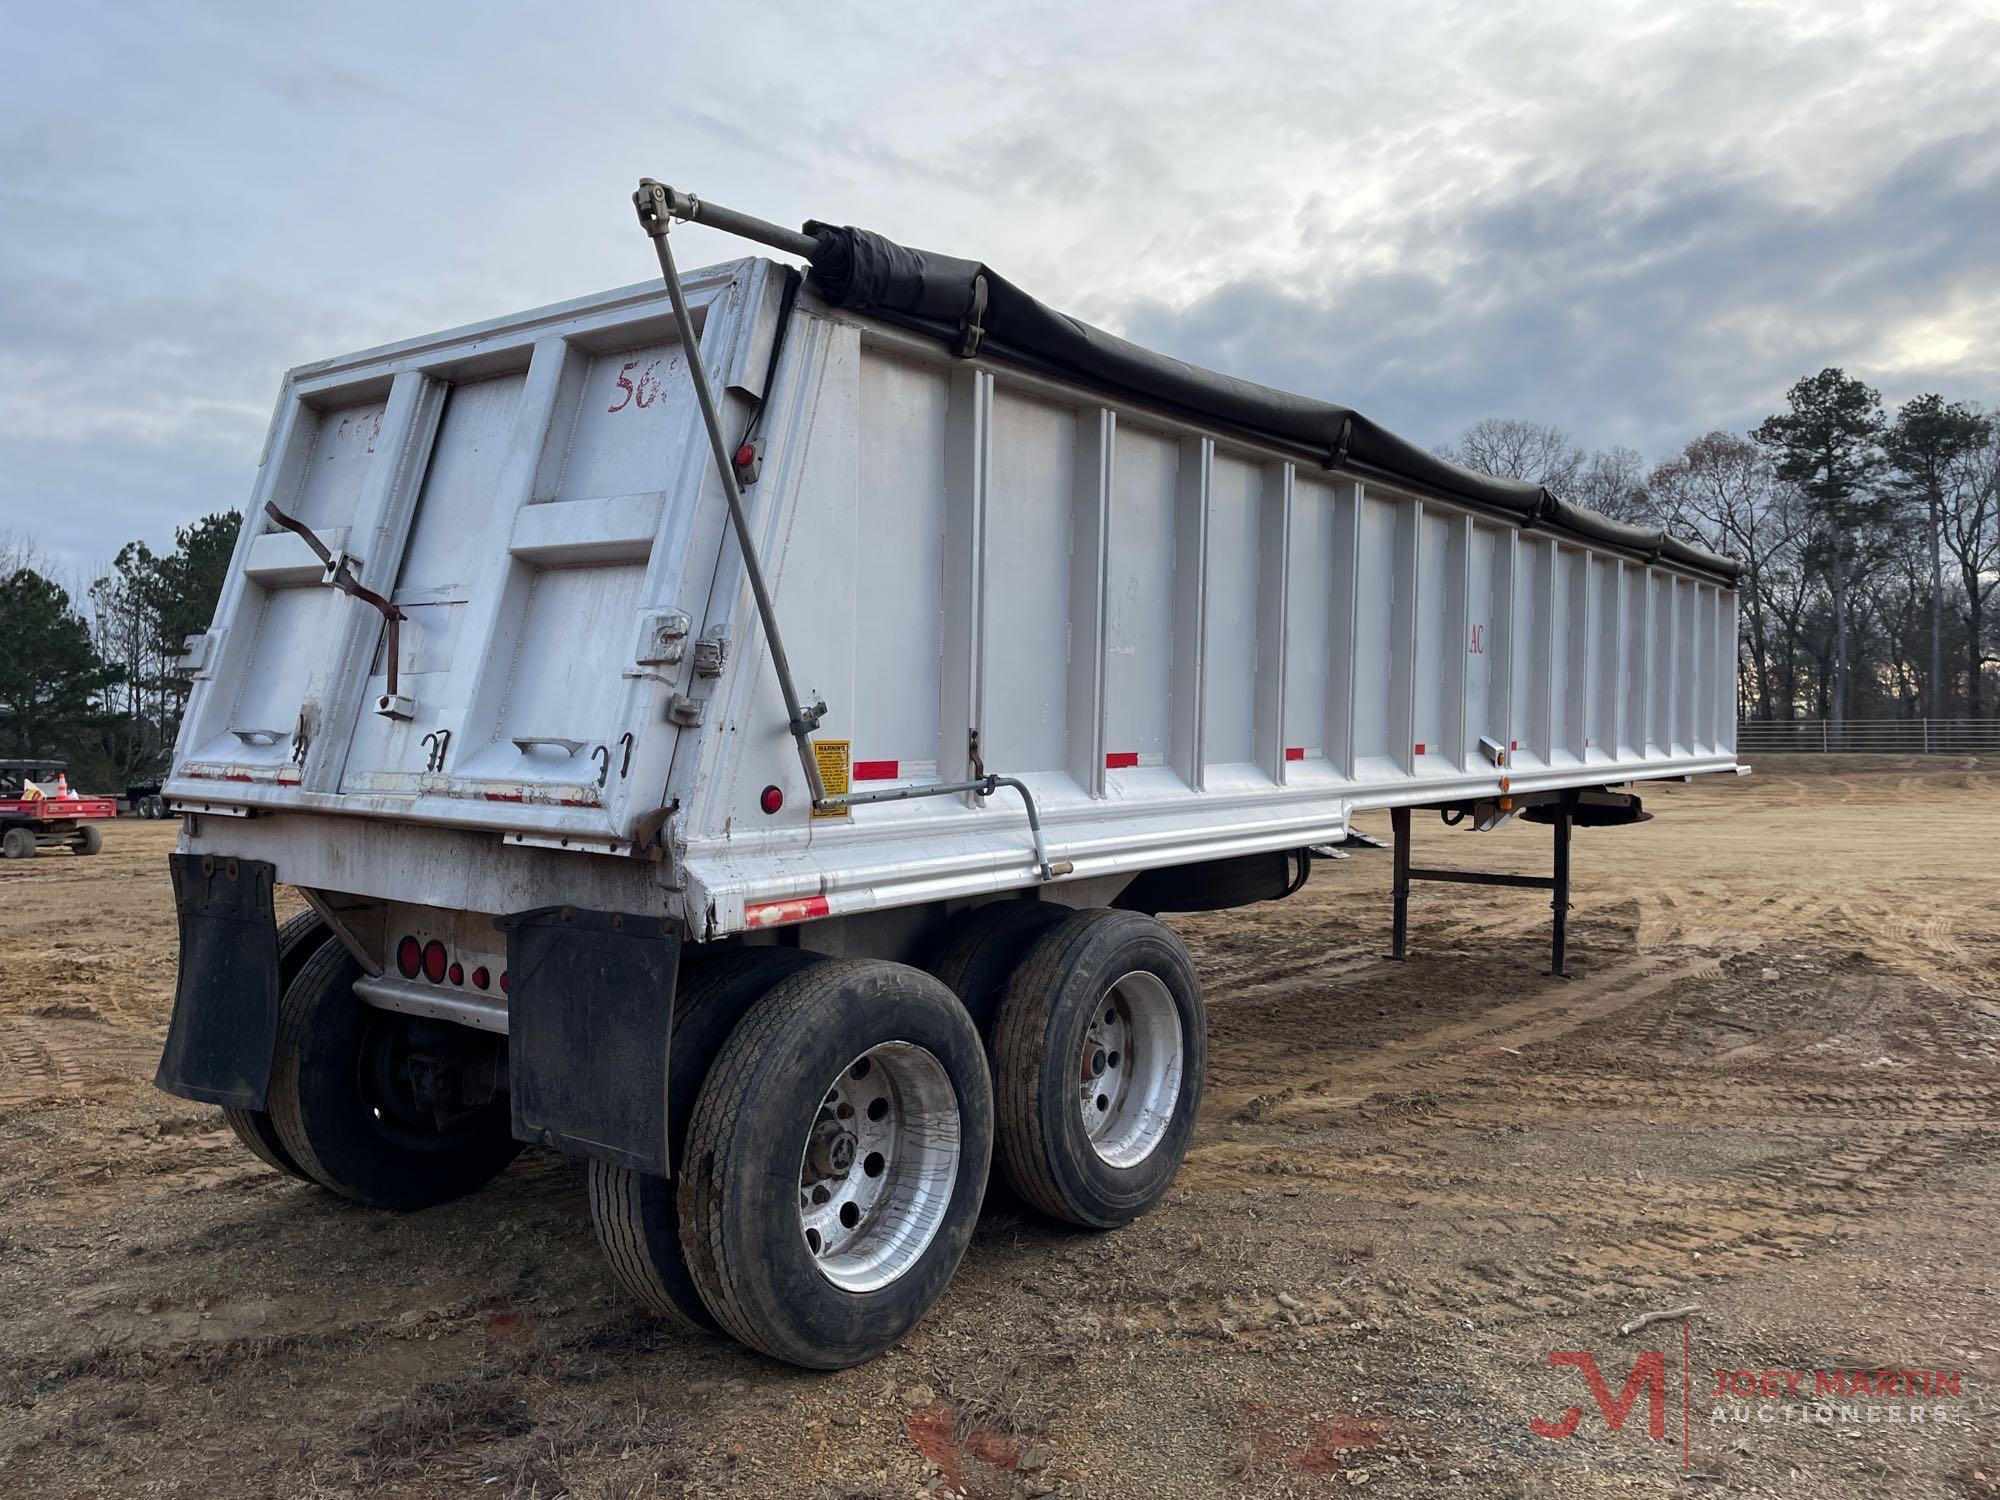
[990,909,1204,1228]
[593,953,993,1368]
[225,914,520,1210]
[588,946,826,1333]
[917,900,1206,1225]
[676,960,993,1368]
[266,939,519,1209]
[590,907,1205,1368]
[226,900,1205,1369]
[222,910,333,1181]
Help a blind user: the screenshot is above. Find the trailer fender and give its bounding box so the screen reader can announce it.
[1113,849,1303,916]
[154,852,283,1109]
[496,906,681,1175]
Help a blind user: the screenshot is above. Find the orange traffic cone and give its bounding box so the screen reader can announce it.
[56,772,72,798]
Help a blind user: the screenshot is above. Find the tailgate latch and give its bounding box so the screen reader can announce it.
[693,627,728,679]
[635,609,692,667]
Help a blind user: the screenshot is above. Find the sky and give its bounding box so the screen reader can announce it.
[4,0,1998,582]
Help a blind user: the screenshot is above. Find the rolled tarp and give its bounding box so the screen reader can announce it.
[802,223,1739,585]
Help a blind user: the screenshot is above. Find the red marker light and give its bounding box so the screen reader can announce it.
[422,940,448,984]
[397,935,422,979]
[500,971,510,995]
[471,966,490,991]
[448,961,464,986]
[735,444,756,468]
[760,785,783,815]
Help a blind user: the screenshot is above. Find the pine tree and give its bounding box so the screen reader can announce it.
[1752,371,1890,723]
[0,569,118,760]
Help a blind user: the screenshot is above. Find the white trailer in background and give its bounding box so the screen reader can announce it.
[155,180,1742,1368]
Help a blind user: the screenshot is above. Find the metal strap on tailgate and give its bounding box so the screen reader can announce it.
[261,500,410,709]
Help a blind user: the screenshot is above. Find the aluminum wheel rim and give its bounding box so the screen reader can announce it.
[798,1041,960,1293]
[1079,970,1183,1167]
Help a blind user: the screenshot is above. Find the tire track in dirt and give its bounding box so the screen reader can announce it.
[0,1013,159,1112]
[1134,1129,1992,1348]
[1206,942,1769,1134]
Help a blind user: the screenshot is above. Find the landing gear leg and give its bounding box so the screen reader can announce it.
[1389,806,1411,961]
[1548,790,1576,979]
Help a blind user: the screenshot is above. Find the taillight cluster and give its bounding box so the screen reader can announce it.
[395,933,501,993]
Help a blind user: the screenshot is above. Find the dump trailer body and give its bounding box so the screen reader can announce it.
[166,256,1739,934]
[158,194,1744,1371]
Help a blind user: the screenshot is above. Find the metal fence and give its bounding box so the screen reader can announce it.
[1736,718,2000,753]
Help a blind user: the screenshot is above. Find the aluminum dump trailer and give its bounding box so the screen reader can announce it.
[156,180,1742,1369]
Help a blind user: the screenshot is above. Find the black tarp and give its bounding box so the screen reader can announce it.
[803,223,1740,585]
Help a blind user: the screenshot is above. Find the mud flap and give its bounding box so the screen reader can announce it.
[496,906,679,1175]
[154,852,282,1108]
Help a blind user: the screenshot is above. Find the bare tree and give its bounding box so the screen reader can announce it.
[0,531,48,578]
[1650,433,1791,718]
[1941,424,2000,717]
[1440,418,1586,492]
[1571,445,1655,525]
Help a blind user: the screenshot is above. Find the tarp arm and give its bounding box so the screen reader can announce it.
[632,178,1075,881]
[635,179,829,805]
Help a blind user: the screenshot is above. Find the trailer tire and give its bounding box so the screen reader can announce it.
[221,910,333,1182]
[919,900,1068,1038]
[678,959,992,1369]
[69,824,104,855]
[589,945,827,1333]
[268,938,519,1210]
[991,909,1204,1229]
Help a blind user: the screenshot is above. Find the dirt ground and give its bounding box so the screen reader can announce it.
[2,757,1996,1499]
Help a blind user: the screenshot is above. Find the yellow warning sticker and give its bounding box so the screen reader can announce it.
[811,739,850,819]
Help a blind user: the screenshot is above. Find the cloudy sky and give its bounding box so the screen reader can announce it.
[5,0,1997,580]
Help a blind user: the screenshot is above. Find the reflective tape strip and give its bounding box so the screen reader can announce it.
[1105,751,1164,769]
[851,759,938,782]
[744,894,831,929]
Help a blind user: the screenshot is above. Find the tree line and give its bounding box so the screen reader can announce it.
[1440,371,2000,722]
[0,514,238,789]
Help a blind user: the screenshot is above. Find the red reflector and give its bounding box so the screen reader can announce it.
[1105,751,1139,769]
[448,961,464,986]
[760,785,783,814]
[422,940,447,984]
[1284,747,1305,762]
[396,935,422,979]
[472,966,490,990]
[1413,743,1427,755]
[500,971,510,994]
[852,760,899,781]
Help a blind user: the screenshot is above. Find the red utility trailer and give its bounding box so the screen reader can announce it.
[0,761,116,858]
